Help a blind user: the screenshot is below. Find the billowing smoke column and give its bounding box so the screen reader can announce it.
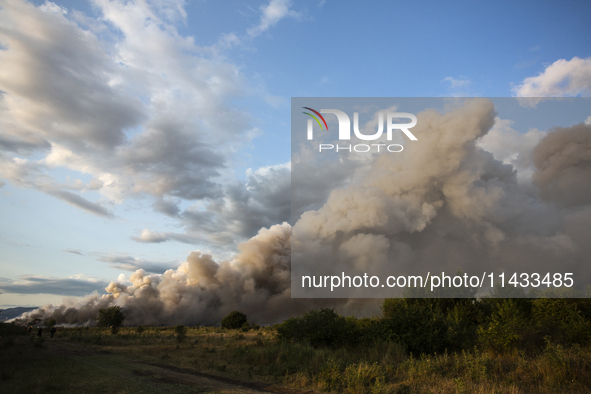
[291,99,591,297]
[16,224,345,326]
[16,223,370,326]
[533,122,591,208]
[15,99,591,325]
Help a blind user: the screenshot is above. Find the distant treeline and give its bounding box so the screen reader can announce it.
[276,287,591,355]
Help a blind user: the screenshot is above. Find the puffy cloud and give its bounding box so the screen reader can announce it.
[185,163,292,238]
[131,229,169,243]
[0,151,113,218]
[442,76,472,96]
[153,198,181,217]
[0,0,144,151]
[477,117,546,182]
[0,0,252,216]
[443,76,471,89]
[0,0,315,253]
[133,162,294,250]
[513,57,591,105]
[135,156,357,252]
[248,0,300,37]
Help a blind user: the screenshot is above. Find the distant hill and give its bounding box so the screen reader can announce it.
[0,307,37,321]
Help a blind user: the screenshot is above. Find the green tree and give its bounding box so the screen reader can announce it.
[97,306,125,334]
[382,280,482,355]
[221,311,248,329]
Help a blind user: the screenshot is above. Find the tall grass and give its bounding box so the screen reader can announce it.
[50,324,588,393]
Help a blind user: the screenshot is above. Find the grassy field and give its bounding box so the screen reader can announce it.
[2,323,591,394]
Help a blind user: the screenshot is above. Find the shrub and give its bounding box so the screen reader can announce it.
[532,298,591,345]
[221,311,248,329]
[97,306,125,334]
[381,300,449,355]
[275,308,357,348]
[478,298,536,352]
[174,325,187,343]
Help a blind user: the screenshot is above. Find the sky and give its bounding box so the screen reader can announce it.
[0,0,590,310]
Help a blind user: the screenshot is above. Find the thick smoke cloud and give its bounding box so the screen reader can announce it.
[15,223,360,326]
[292,99,591,297]
[14,99,591,324]
[532,123,591,207]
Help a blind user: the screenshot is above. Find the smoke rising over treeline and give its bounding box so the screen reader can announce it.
[14,99,591,325]
[16,224,368,326]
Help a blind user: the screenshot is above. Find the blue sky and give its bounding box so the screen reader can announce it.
[0,0,590,309]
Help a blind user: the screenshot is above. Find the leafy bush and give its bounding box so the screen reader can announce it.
[221,311,248,329]
[97,306,125,334]
[275,308,358,348]
[381,299,450,355]
[478,298,534,352]
[532,298,591,345]
[383,294,491,355]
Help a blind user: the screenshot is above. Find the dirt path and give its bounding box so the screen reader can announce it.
[146,362,310,394]
[48,341,315,394]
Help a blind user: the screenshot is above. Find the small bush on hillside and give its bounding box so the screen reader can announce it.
[221,311,248,329]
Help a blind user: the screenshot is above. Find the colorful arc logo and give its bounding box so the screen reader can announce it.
[302,107,328,131]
